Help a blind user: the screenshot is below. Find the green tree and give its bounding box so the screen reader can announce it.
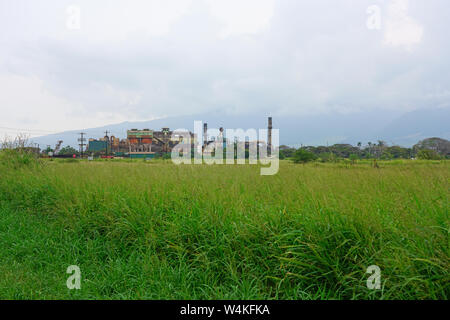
[413,137,450,158]
[386,146,410,159]
[279,145,296,159]
[381,150,393,160]
[292,148,317,164]
[59,146,78,156]
[349,153,359,164]
[417,149,441,160]
[43,146,54,155]
[318,152,336,163]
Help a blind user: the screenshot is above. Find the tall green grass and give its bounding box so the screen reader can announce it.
[0,153,448,299]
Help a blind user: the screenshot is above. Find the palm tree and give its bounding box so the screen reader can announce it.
[357,142,362,155]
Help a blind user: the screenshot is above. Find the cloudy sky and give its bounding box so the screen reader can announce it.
[0,0,449,137]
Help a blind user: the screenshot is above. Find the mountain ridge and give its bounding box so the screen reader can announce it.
[30,107,449,149]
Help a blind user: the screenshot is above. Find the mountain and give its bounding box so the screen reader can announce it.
[30,107,449,149]
[373,107,450,146]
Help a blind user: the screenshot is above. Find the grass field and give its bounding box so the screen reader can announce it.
[0,153,448,299]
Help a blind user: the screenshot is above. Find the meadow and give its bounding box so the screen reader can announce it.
[0,152,448,299]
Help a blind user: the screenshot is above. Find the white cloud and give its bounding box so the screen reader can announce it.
[384,0,424,49]
[205,0,274,37]
[0,0,448,136]
[0,74,142,137]
[77,0,194,40]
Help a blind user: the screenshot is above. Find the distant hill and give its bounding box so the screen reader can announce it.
[30,107,449,149]
[373,107,450,146]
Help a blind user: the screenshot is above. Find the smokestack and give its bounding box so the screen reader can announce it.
[268,117,272,156]
[203,123,208,147]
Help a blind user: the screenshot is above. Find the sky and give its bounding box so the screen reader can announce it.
[0,0,449,138]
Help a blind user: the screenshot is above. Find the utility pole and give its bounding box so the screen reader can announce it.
[267,117,272,157]
[104,130,110,156]
[78,132,86,158]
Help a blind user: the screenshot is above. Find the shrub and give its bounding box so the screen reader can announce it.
[417,149,442,160]
[349,154,359,164]
[0,149,40,169]
[292,149,317,164]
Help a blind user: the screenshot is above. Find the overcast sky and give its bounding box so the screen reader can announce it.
[0,0,449,137]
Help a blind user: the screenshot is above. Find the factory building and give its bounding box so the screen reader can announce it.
[87,139,108,154]
[85,118,271,159]
[152,128,197,153]
[127,129,155,159]
[87,135,131,156]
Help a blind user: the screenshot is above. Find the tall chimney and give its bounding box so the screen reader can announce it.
[268,117,272,156]
[203,123,208,147]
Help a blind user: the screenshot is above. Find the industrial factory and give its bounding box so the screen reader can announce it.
[49,117,274,159]
[86,128,193,159]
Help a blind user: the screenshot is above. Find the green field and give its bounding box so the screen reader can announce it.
[0,153,448,299]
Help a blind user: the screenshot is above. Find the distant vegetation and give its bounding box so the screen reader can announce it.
[292,148,317,164]
[281,137,450,162]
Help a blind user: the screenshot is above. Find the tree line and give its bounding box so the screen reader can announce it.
[280,137,450,163]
